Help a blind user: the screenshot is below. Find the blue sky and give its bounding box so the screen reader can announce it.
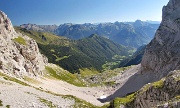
[0,0,169,25]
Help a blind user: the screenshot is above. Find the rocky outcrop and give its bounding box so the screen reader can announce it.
[0,11,16,38]
[131,70,180,108]
[0,11,47,76]
[141,0,180,78]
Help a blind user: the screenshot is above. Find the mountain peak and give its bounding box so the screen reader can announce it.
[134,19,148,27]
[0,11,16,36]
[135,19,142,22]
[88,34,99,38]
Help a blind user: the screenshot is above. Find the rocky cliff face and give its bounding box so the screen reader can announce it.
[109,0,180,107]
[0,11,47,76]
[141,0,180,78]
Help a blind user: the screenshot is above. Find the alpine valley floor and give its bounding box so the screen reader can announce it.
[0,64,140,107]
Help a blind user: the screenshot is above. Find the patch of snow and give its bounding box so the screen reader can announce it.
[100,95,107,99]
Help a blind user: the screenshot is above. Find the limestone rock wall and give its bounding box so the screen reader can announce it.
[0,11,47,76]
[141,0,180,78]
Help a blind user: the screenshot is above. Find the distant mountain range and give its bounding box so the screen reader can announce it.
[20,20,159,48]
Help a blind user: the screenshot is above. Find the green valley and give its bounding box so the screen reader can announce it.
[15,27,133,73]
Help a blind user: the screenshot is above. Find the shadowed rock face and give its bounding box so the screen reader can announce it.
[141,0,180,78]
[0,11,47,76]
